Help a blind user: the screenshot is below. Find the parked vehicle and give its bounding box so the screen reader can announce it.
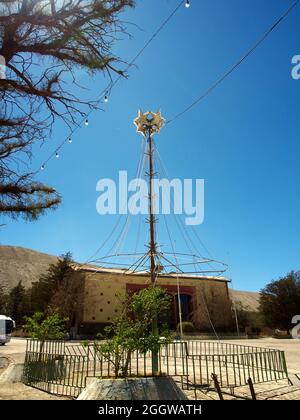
[0,315,15,345]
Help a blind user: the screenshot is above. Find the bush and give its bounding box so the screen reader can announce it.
[24,311,68,342]
[96,286,174,378]
[177,322,196,333]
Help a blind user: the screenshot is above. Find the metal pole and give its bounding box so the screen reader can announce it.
[134,111,166,376]
[147,129,159,375]
[173,241,183,340]
[233,303,240,337]
[176,280,184,339]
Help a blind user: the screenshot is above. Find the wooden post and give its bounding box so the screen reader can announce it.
[211,373,224,400]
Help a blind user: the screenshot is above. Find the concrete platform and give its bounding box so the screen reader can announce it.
[77,377,188,400]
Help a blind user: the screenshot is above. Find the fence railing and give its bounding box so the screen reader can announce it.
[22,339,288,399]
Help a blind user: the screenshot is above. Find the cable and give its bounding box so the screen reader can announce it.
[37,0,185,172]
[156,143,222,338]
[78,136,147,269]
[155,147,218,268]
[166,0,300,125]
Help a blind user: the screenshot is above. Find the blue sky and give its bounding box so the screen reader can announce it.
[1,0,300,292]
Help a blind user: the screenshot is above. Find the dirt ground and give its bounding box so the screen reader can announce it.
[211,337,300,374]
[0,338,27,364]
[0,383,70,400]
[0,337,299,400]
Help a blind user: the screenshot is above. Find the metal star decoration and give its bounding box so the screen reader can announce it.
[134,110,166,137]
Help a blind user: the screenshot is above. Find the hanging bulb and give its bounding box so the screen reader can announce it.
[104,94,109,103]
[68,137,72,144]
[41,164,45,170]
[85,118,89,126]
[55,152,59,159]
[185,0,190,8]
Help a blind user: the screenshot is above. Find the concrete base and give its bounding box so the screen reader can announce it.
[77,377,187,400]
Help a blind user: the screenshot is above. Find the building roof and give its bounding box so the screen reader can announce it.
[73,264,230,283]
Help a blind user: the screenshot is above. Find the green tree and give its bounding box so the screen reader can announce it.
[50,269,84,335]
[259,271,300,334]
[0,285,8,314]
[95,286,174,378]
[30,252,74,313]
[6,281,29,326]
[24,311,68,341]
[24,311,68,355]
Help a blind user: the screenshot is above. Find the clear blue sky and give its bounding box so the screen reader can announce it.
[1,0,300,292]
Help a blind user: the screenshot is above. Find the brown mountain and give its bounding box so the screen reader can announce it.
[0,246,58,292]
[0,246,261,313]
[229,289,260,312]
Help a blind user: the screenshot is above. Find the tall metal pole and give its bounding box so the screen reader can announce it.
[134,110,166,376]
[147,129,159,375]
[147,129,157,285]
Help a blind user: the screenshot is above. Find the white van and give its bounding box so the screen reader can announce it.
[0,315,15,345]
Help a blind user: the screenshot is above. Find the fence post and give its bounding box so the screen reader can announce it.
[281,351,288,378]
[211,373,223,400]
[247,377,256,400]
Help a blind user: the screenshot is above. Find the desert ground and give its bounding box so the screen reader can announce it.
[0,337,300,400]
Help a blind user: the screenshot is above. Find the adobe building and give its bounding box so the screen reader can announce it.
[73,265,233,337]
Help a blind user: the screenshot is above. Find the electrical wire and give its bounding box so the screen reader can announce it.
[155,143,220,339]
[166,0,300,125]
[37,0,185,172]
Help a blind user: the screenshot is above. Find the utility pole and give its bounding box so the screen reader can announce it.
[134,110,165,375]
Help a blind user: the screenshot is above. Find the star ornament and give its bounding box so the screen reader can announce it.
[134,110,166,137]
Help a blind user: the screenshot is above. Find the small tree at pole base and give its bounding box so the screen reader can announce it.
[94,286,173,378]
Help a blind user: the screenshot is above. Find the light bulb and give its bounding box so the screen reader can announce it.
[56,152,59,159]
[68,137,72,144]
[104,95,109,103]
[185,0,190,8]
[41,165,45,170]
[85,118,89,126]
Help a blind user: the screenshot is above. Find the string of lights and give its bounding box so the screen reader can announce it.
[36,0,299,171]
[37,0,188,173]
[166,0,299,125]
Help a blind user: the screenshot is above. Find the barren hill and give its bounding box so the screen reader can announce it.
[0,246,261,313]
[0,246,58,291]
[229,289,260,312]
